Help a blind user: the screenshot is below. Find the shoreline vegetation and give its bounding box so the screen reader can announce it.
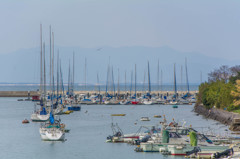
[195,65,240,130]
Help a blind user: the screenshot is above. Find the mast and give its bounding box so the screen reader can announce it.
[185,58,189,93]
[117,68,120,99]
[57,50,59,99]
[181,65,183,91]
[68,60,70,95]
[106,66,109,94]
[40,24,43,95]
[124,70,126,94]
[49,25,52,95]
[130,71,133,97]
[60,60,64,96]
[52,31,55,95]
[111,66,115,98]
[135,64,137,101]
[174,63,177,99]
[143,70,146,93]
[147,61,151,93]
[97,72,100,95]
[161,69,163,93]
[73,52,75,93]
[157,59,159,93]
[43,42,46,106]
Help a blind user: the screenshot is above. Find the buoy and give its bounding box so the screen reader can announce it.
[172,105,178,108]
[22,119,29,124]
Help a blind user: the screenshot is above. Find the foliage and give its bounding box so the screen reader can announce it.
[208,65,240,83]
[197,65,240,111]
[231,80,240,107]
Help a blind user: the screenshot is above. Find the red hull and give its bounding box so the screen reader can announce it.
[131,101,139,105]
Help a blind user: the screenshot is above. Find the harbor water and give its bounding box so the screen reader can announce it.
[0,97,229,159]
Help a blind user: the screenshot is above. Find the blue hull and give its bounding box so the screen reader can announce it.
[68,106,81,111]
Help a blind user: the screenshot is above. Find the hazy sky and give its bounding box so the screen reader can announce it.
[0,0,240,60]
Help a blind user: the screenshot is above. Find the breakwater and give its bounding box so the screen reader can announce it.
[0,91,39,97]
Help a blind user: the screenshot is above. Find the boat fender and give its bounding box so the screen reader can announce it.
[176,146,183,150]
[159,147,167,152]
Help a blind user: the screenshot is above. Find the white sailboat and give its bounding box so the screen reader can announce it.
[31,24,49,122]
[39,26,65,141]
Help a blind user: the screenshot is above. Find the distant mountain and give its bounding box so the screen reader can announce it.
[0,46,237,84]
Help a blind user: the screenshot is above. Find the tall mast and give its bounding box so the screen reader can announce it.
[147,61,151,93]
[124,70,126,93]
[161,69,163,93]
[73,52,75,93]
[40,23,43,95]
[43,42,46,105]
[68,60,70,95]
[185,58,189,93]
[181,65,183,91]
[111,66,115,98]
[52,31,54,95]
[97,72,100,95]
[143,70,146,93]
[174,63,177,98]
[157,59,159,93]
[106,64,109,94]
[135,64,137,101]
[57,50,59,99]
[60,60,64,96]
[117,68,120,99]
[130,71,133,97]
[49,25,52,95]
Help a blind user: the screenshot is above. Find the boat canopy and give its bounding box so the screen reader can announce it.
[40,107,47,115]
[50,112,54,124]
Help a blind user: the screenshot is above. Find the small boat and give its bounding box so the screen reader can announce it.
[154,115,161,118]
[172,105,178,108]
[22,119,30,124]
[111,114,126,116]
[131,101,139,105]
[143,100,153,105]
[140,117,150,121]
[64,110,73,114]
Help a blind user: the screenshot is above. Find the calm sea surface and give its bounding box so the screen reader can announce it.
[0,98,229,159]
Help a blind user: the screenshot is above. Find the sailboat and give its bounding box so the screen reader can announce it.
[131,64,139,105]
[143,61,153,105]
[169,63,179,105]
[39,108,65,141]
[39,26,65,141]
[67,52,81,111]
[31,24,49,122]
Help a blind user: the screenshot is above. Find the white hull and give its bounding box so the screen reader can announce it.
[31,113,49,122]
[39,127,65,141]
[167,144,229,156]
[143,100,153,105]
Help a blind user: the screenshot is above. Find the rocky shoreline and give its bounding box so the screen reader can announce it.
[194,104,240,131]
